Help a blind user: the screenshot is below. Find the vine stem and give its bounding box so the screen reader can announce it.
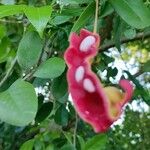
[0,56,17,87]
[73,112,78,148]
[93,0,99,33]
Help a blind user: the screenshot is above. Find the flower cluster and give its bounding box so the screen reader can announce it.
[64,29,133,133]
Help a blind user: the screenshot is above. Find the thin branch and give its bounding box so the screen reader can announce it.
[99,31,150,52]
[133,70,144,78]
[22,70,35,81]
[93,0,99,33]
[0,57,17,87]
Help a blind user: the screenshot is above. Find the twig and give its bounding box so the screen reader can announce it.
[93,0,99,33]
[133,70,144,78]
[73,113,78,148]
[0,57,17,87]
[22,70,35,81]
[99,31,150,52]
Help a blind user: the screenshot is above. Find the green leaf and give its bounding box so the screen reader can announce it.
[51,73,68,100]
[52,15,72,25]
[101,54,115,64]
[46,144,54,150]
[54,105,68,126]
[77,135,85,150]
[0,24,6,39]
[142,60,150,72]
[0,37,11,63]
[0,71,19,92]
[35,102,53,123]
[84,134,107,150]
[60,144,75,150]
[24,5,52,37]
[0,79,38,126]
[61,0,91,5]
[107,67,118,77]
[100,2,114,18]
[20,139,35,150]
[61,7,83,17]
[17,31,43,70]
[0,5,25,18]
[34,57,66,79]
[109,0,150,29]
[33,78,50,87]
[0,5,52,36]
[34,139,45,150]
[71,2,95,32]
[113,16,124,51]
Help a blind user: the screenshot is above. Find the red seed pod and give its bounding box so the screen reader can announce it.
[64,29,133,133]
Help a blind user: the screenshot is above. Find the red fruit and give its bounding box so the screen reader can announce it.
[64,29,133,133]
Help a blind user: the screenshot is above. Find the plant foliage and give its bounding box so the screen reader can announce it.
[0,0,149,149]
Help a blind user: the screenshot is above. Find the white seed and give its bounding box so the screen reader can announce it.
[75,66,85,82]
[80,36,96,52]
[85,111,90,115]
[83,78,95,93]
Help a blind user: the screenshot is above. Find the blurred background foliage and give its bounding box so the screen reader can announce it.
[0,0,150,150]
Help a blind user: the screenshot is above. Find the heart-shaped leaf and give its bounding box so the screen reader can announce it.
[0,5,52,36]
[0,79,38,126]
[24,6,52,37]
